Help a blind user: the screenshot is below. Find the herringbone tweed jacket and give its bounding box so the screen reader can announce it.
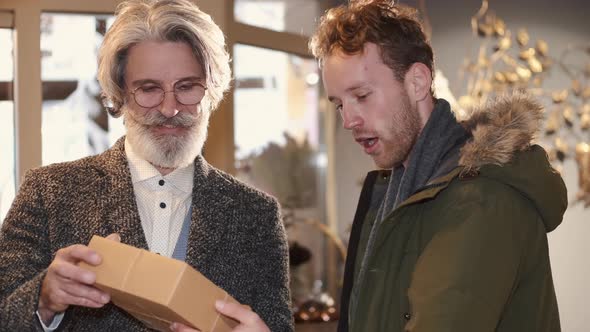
[0,138,293,332]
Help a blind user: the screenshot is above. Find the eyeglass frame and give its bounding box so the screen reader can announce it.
[128,81,208,108]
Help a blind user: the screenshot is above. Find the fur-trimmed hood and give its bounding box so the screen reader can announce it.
[459,92,544,171]
[454,93,567,232]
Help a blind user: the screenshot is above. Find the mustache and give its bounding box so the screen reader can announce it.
[352,129,377,138]
[131,109,198,128]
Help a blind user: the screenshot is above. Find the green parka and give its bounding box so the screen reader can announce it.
[339,94,568,332]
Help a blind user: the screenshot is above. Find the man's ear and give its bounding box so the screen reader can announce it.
[403,62,432,102]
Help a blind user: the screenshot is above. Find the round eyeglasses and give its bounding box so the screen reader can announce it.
[130,82,207,108]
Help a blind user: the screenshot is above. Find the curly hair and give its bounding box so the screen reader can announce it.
[309,0,434,84]
[97,0,231,117]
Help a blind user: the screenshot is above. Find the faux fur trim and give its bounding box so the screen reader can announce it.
[459,92,544,172]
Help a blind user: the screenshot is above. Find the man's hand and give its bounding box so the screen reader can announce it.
[169,300,270,332]
[37,233,120,325]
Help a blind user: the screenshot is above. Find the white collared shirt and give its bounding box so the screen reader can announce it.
[125,138,194,257]
[38,138,194,331]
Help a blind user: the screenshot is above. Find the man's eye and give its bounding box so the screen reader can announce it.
[335,104,342,112]
[357,93,369,100]
[176,83,200,91]
[140,86,160,93]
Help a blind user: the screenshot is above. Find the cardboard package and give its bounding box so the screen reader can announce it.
[79,235,240,332]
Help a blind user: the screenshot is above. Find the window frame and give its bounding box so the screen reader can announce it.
[0,0,121,185]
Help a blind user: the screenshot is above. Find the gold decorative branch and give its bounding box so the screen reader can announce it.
[459,0,590,207]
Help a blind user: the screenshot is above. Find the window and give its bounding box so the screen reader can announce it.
[40,13,121,165]
[233,44,330,300]
[234,45,321,161]
[234,0,321,36]
[0,26,15,223]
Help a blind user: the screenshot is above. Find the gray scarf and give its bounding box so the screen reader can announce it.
[350,98,469,316]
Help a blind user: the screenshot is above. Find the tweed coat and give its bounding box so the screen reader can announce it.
[0,137,293,332]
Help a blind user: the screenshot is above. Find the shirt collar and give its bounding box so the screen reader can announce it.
[125,138,194,194]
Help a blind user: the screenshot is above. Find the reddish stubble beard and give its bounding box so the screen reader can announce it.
[361,90,421,169]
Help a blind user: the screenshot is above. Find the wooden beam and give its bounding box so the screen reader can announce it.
[0,82,13,101]
[0,11,13,28]
[230,21,312,58]
[14,1,42,185]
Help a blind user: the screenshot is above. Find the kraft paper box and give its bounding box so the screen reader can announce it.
[79,235,240,332]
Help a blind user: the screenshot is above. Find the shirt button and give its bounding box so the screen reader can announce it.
[403,313,411,320]
[160,202,166,209]
[159,179,165,186]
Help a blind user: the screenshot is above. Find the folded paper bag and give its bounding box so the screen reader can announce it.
[79,235,241,332]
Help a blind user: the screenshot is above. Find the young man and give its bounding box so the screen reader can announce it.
[0,1,292,331]
[310,1,567,331]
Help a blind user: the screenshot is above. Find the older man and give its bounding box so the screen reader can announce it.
[0,1,292,331]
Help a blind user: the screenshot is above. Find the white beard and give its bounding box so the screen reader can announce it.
[123,106,209,169]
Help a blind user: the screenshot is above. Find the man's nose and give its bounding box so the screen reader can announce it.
[341,106,363,130]
[158,91,179,118]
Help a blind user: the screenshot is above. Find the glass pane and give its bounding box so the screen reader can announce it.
[233,44,329,305]
[0,28,15,223]
[234,0,321,36]
[41,13,122,165]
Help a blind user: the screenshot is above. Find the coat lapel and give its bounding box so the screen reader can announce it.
[95,137,149,250]
[184,156,234,276]
[371,167,463,254]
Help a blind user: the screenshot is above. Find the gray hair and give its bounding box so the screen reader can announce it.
[97,0,231,117]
